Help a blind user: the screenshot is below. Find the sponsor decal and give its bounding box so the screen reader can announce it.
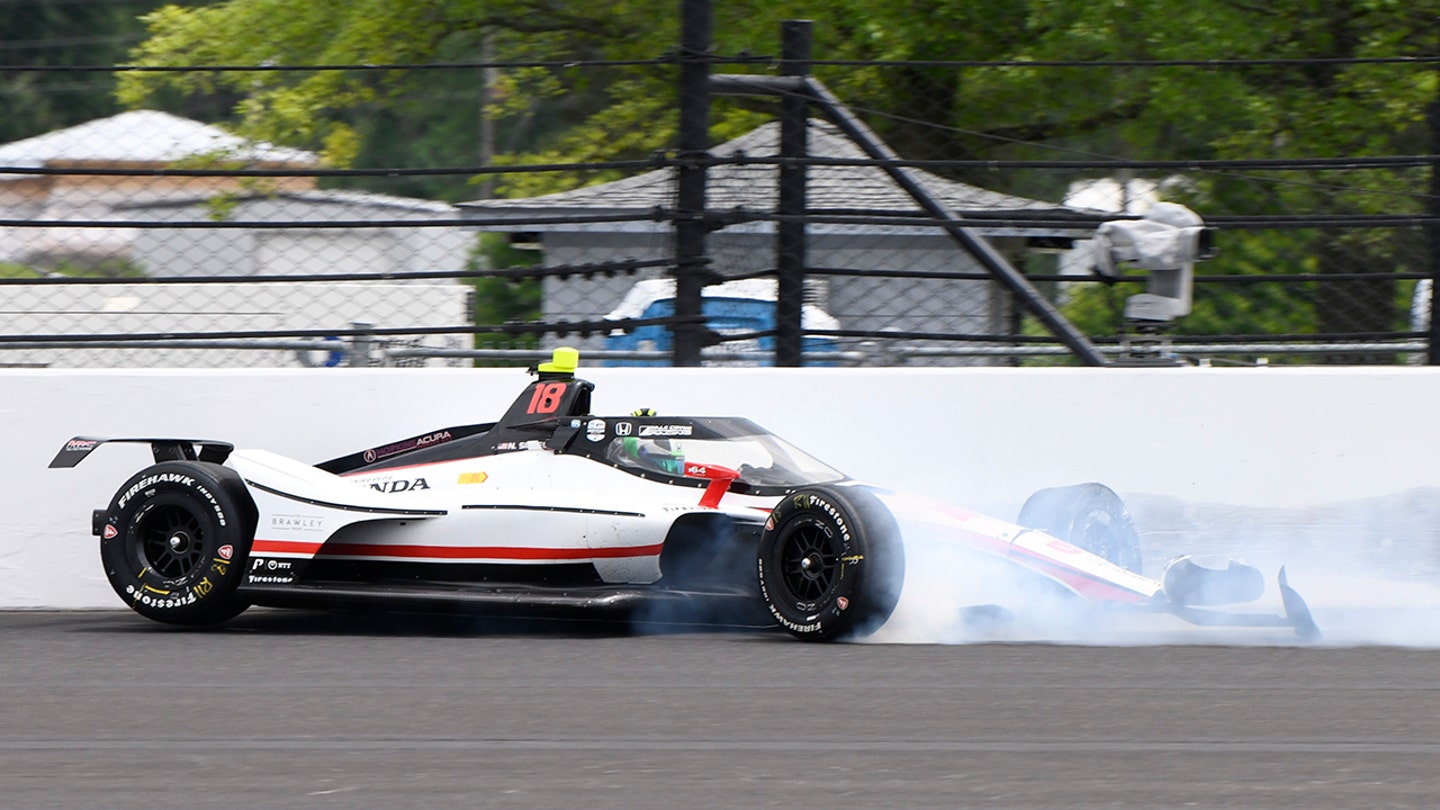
[457,472,489,485]
[65,439,98,452]
[585,419,607,442]
[269,514,325,532]
[495,441,520,451]
[124,583,199,609]
[836,596,850,611]
[118,474,226,528]
[217,544,234,560]
[638,424,692,438]
[117,472,194,510]
[362,430,454,465]
[614,422,633,437]
[102,524,118,540]
[758,558,823,635]
[368,477,431,494]
[247,558,295,584]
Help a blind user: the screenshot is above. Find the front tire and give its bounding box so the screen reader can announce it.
[1017,483,1143,573]
[100,461,256,625]
[757,486,903,641]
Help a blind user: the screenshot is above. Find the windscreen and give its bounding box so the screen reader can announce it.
[603,419,845,488]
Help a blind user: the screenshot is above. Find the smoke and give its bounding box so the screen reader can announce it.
[865,488,1440,647]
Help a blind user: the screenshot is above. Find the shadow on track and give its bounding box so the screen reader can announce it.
[68,605,782,641]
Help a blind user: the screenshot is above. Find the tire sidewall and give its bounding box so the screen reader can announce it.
[1018,483,1142,573]
[757,487,900,641]
[100,461,253,624]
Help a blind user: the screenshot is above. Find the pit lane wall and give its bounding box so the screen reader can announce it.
[6,366,1440,608]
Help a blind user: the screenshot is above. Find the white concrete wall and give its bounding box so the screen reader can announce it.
[7,365,1440,608]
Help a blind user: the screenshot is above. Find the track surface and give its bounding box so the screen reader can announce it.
[4,610,1439,809]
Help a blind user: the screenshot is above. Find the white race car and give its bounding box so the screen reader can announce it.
[51,348,1317,641]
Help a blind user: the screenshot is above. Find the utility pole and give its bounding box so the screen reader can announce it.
[775,20,811,367]
[673,0,712,366]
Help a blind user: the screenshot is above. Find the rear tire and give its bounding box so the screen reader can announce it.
[100,461,256,626]
[757,486,903,641]
[1017,483,1142,572]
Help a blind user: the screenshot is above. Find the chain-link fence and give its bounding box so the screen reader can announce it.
[3,6,1435,368]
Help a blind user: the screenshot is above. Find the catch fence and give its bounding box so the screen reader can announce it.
[2,8,1435,368]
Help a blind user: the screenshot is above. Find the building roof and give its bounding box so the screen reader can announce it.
[459,119,1103,236]
[0,110,316,168]
[116,189,457,215]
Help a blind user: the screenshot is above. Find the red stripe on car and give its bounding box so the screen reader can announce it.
[252,538,325,555]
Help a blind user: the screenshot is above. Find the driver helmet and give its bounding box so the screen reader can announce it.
[615,436,685,475]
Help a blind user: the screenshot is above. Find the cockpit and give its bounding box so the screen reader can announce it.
[600,418,845,490]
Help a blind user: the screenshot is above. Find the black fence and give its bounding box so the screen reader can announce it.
[2,2,1435,368]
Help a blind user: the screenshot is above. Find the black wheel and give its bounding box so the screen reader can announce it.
[1017,483,1142,572]
[100,461,256,625]
[757,486,903,641]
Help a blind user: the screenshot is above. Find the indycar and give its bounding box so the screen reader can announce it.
[50,348,1318,642]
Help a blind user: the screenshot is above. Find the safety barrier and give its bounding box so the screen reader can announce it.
[7,365,1440,607]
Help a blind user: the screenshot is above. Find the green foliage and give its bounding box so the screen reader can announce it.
[0,264,42,279]
[0,258,144,279]
[108,0,1439,357]
[468,233,542,357]
[0,1,221,144]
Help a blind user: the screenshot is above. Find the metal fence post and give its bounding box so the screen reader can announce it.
[1428,98,1440,365]
[775,20,811,367]
[673,0,712,367]
[348,320,374,367]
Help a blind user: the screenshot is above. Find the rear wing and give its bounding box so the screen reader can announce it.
[48,436,235,469]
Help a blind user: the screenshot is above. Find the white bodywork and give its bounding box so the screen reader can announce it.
[871,490,1160,603]
[228,442,1161,603]
[229,443,778,587]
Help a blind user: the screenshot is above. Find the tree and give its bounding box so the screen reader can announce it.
[114,0,1439,355]
[0,0,221,144]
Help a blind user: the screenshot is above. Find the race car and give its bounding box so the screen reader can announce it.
[50,347,1318,642]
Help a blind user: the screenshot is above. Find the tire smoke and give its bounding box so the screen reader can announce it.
[864,489,1440,647]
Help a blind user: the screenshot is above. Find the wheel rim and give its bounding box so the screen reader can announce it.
[778,519,841,603]
[137,503,207,579]
[1071,510,1116,560]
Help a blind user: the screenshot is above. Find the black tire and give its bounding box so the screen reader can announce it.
[99,461,256,625]
[757,486,903,641]
[1017,482,1143,573]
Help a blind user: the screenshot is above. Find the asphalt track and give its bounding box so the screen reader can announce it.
[4,609,1439,809]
